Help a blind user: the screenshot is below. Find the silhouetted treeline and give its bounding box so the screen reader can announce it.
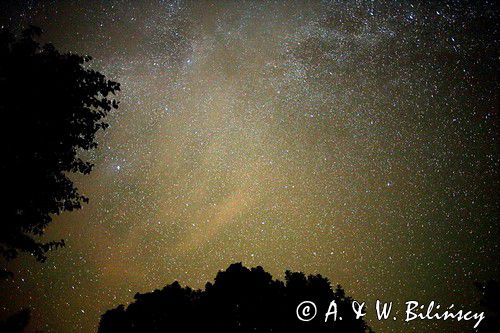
[99,263,373,333]
[476,280,499,333]
[0,26,119,276]
[0,309,30,333]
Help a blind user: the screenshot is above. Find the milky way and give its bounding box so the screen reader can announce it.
[0,1,498,332]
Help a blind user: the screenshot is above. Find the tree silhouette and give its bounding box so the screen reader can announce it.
[0,26,119,273]
[99,263,373,333]
[0,309,30,333]
[476,280,499,333]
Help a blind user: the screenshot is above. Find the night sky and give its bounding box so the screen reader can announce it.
[0,1,498,332]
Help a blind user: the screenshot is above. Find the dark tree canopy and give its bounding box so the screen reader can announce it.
[476,280,499,333]
[0,26,119,271]
[99,263,373,333]
[0,308,30,333]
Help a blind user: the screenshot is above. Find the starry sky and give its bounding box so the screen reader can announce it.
[0,1,498,332]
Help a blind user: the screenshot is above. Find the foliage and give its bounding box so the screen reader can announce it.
[0,26,119,265]
[99,263,373,333]
[476,280,499,333]
[0,309,30,333]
